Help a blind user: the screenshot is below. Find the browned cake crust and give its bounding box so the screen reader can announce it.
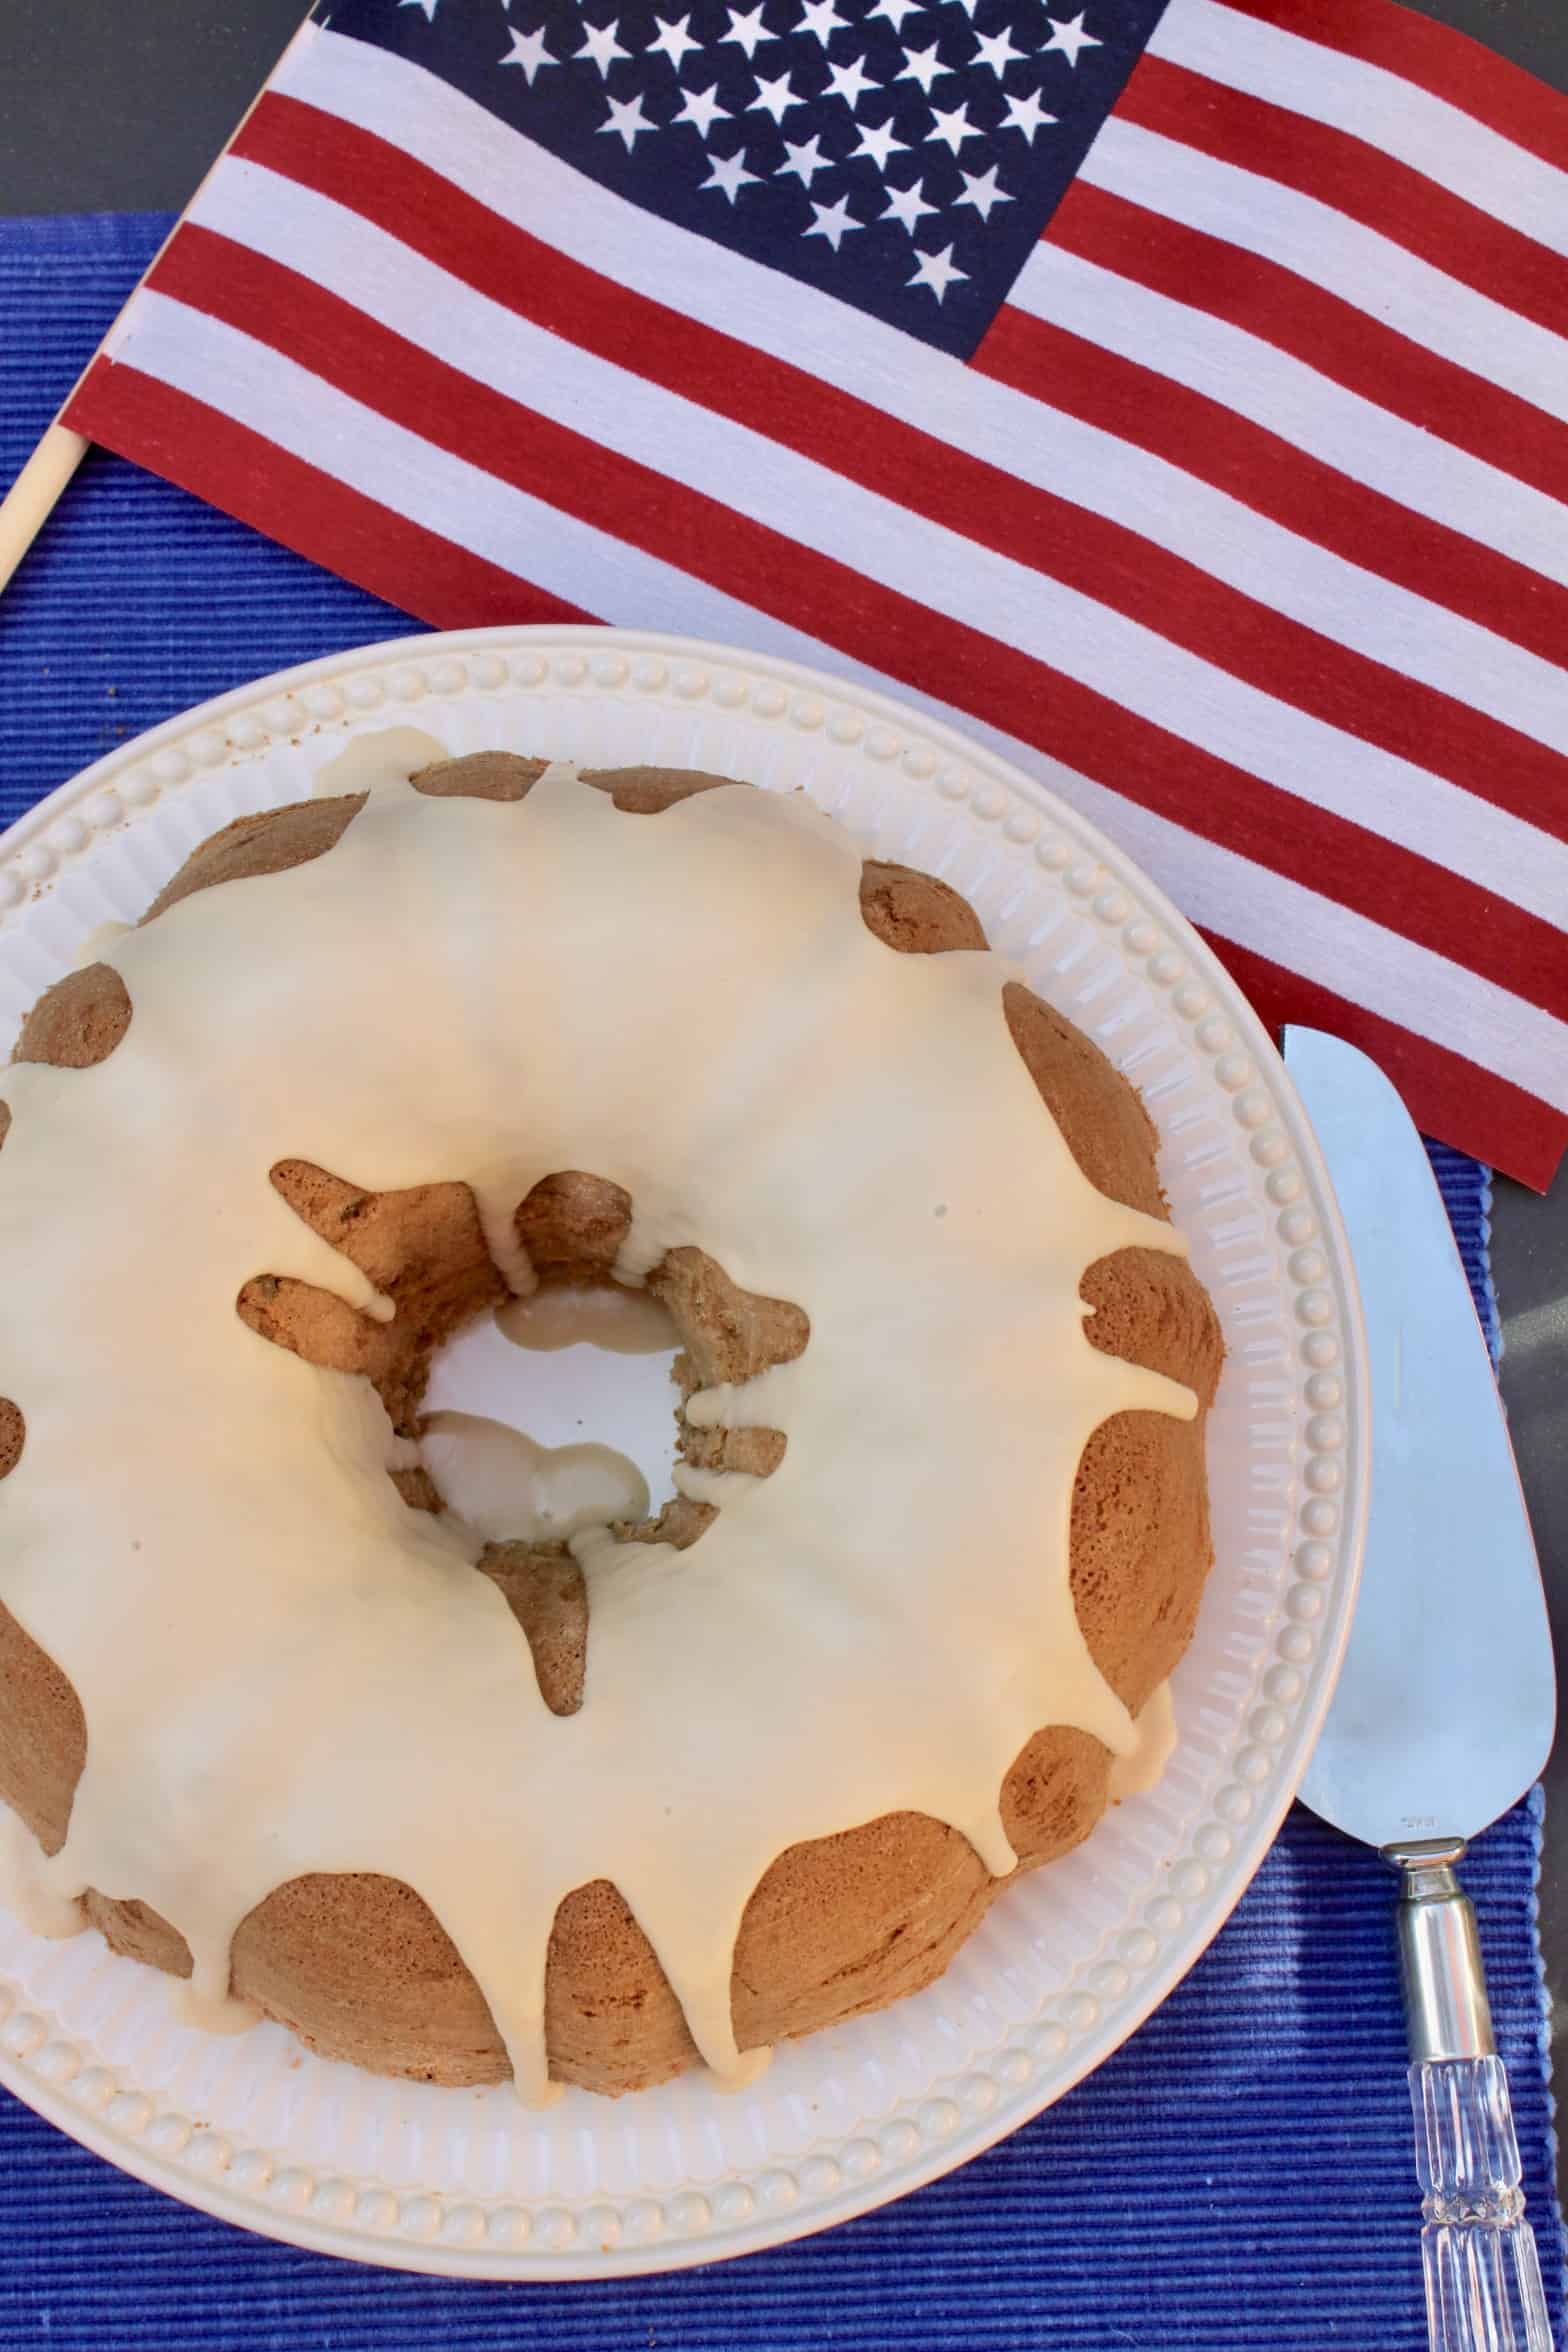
[0,755,1223,2094]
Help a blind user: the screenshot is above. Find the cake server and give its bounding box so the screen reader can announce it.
[1286,1026,1556,2352]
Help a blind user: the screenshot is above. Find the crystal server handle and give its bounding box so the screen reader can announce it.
[1390,1839,1553,2352]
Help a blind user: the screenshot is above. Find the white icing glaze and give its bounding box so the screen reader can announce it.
[1106,1681,1177,1803]
[420,1409,650,1544]
[311,726,451,800]
[496,1286,678,1356]
[0,1809,81,1941]
[72,920,132,972]
[0,770,1196,2103]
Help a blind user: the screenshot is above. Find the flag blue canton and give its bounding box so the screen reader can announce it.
[316,0,1166,356]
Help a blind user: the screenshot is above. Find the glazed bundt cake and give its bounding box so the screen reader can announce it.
[0,752,1222,2100]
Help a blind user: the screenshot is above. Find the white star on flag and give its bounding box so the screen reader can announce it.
[1041,10,1100,65]
[954,161,1011,218]
[1000,86,1056,141]
[751,66,800,121]
[824,53,879,107]
[701,147,760,200]
[674,82,729,133]
[926,98,977,153]
[908,241,967,300]
[777,131,832,184]
[896,42,943,93]
[850,116,906,168]
[399,0,439,19]
[881,175,937,232]
[971,24,1025,73]
[576,18,630,77]
[796,0,849,44]
[866,0,919,30]
[720,4,771,59]
[647,13,701,68]
[804,193,863,250]
[499,24,555,82]
[600,88,656,147]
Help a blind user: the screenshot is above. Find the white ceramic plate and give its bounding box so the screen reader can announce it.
[0,627,1367,2277]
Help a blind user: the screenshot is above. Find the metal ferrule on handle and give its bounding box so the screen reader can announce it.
[1395,1838,1495,2067]
[1387,1840,1553,2352]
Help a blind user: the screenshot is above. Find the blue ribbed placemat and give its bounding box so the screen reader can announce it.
[0,212,1560,2352]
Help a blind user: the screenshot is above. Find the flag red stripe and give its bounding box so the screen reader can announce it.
[118,233,1568,1021]
[1201,930,1567,1191]
[213,107,1568,839]
[1216,0,1568,177]
[975,304,1568,671]
[1048,181,1568,510]
[1119,53,1568,342]
[64,358,593,633]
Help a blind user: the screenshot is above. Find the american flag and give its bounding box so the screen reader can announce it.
[63,0,1568,1185]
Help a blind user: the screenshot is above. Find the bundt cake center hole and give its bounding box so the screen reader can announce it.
[419,1279,683,1546]
[239,1160,807,1555]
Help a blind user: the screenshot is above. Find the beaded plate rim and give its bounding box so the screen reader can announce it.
[0,625,1368,2279]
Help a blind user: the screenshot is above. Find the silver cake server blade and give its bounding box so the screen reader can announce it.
[1286,1026,1555,2352]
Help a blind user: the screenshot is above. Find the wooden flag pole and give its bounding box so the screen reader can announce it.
[0,425,92,600]
[0,7,313,602]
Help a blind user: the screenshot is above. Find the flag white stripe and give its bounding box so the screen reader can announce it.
[1150,0,1568,262]
[193,157,1568,754]
[112,281,1568,930]
[1042,782,1568,1115]
[1011,243,1568,590]
[1081,117,1568,425]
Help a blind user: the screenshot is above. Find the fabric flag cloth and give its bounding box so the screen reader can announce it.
[60,0,1568,1187]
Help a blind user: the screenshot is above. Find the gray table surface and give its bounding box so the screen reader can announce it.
[4,0,1567,2184]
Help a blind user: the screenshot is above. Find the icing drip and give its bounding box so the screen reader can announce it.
[1105,1681,1178,1802]
[0,770,1196,2103]
[420,1409,650,1544]
[72,920,132,971]
[0,1810,81,1940]
[496,1286,678,1356]
[311,726,451,800]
